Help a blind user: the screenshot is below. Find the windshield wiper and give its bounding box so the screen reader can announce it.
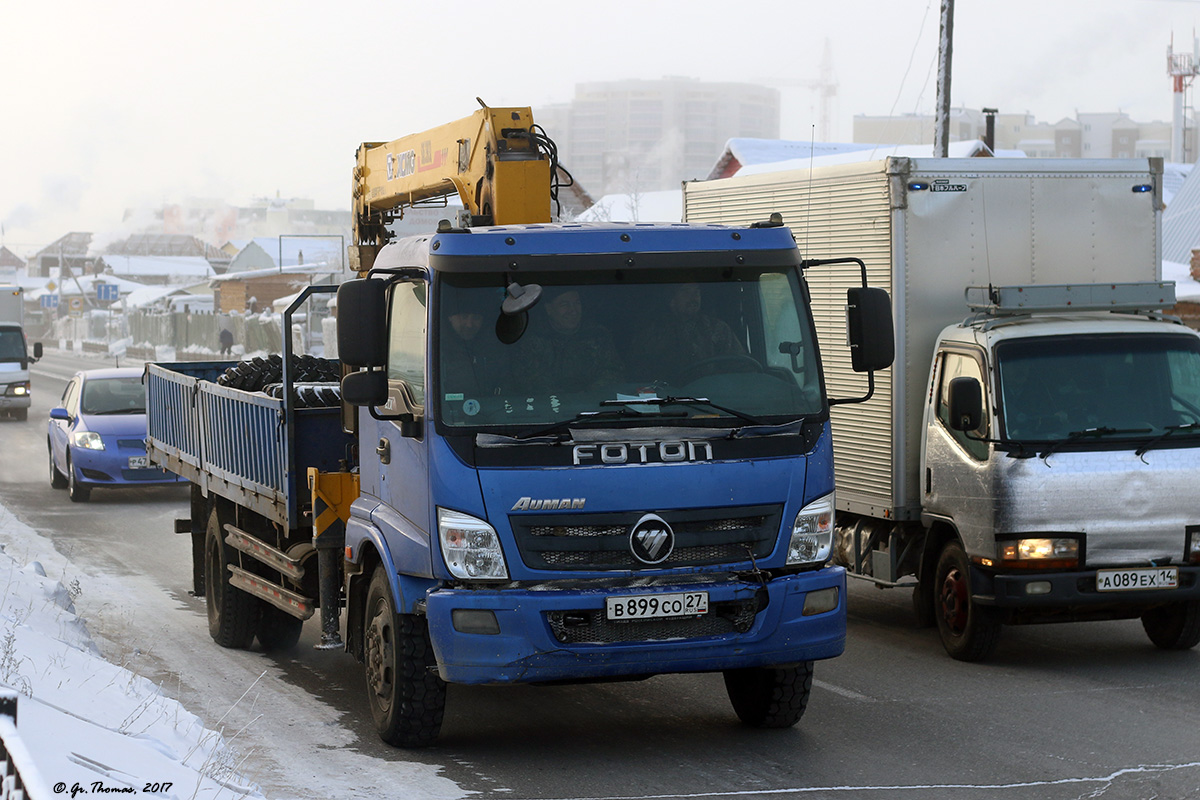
[1040,426,1152,463]
[1135,422,1200,458]
[514,408,688,441]
[601,395,767,426]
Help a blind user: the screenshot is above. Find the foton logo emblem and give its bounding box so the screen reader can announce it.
[572,441,713,465]
[629,513,674,565]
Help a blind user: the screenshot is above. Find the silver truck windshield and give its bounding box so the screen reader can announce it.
[0,329,26,362]
[436,268,823,430]
[996,333,1200,442]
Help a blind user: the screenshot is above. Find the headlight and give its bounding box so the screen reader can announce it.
[6,382,29,397]
[437,508,509,581]
[787,492,834,566]
[73,431,105,450]
[996,537,1079,569]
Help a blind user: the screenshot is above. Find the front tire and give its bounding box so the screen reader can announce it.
[363,565,445,748]
[49,444,67,489]
[934,541,1002,662]
[205,506,259,648]
[66,453,91,502]
[723,661,814,728]
[1141,600,1200,650]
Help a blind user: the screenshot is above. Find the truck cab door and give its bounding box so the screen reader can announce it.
[922,348,995,550]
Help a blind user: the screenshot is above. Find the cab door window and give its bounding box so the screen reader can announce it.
[936,350,989,460]
[387,281,428,407]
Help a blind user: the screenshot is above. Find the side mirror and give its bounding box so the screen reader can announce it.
[337,279,389,367]
[947,376,984,432]
[50,407,71,421]
[32,342,43,360]
[846,287,894,373]
[341,370,388,407]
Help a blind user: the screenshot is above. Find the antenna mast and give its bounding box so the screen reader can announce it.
[1167,32,1200,163]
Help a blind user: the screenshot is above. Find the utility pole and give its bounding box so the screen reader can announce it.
[934,0,955,157]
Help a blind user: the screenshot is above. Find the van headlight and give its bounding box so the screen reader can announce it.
[437,508,509,581]
[787,492,834,566]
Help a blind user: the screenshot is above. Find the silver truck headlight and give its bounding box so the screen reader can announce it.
[6,381,29,397]
[73,431,105,451]
[787,492,834,566]
[437,508,509,581]
[996,537,1079,569]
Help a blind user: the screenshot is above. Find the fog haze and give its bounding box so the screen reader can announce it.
[2,0,1197,250]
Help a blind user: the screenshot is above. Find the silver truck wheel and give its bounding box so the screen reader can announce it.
[723,661,813,728]
[1141,600,1200,650]
[205,506,259,648]
[935,541,1002,661]
[363,565,445,748]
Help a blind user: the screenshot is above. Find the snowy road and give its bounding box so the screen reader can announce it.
[1,349,1198,800]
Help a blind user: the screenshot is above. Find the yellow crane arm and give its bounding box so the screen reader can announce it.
[351,102,552,257]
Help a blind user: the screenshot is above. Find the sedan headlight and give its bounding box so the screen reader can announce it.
[73,431,105,451]
[996,537,1079,569]
[787,492,834,566]
[437,508,509,581]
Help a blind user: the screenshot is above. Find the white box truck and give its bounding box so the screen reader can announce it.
[0,286,42,421]
[684,157,1200,660]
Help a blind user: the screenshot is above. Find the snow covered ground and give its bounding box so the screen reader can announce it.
[0,500,268,799]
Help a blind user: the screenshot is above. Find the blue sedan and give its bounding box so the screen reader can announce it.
[47,367,184,502]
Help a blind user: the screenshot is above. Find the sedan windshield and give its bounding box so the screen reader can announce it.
[81,377,147,415]
[996,333,1200,442]
[435,267,824,430]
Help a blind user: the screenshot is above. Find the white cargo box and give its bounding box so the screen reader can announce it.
[684,157,1163,519]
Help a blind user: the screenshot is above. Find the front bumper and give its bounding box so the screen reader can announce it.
[70,445,185,487]
[0,393,31,410]
[424,566,846,685]
[973,564,1200,610]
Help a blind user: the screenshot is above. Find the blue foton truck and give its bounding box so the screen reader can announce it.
[147,220,892,747]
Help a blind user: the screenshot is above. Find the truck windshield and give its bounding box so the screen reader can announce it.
[0,329,26,362]
[996,333,1200,442]
[435,267,824,431]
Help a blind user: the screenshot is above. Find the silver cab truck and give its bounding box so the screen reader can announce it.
[685,157,1200,660]
[0,286,41,421]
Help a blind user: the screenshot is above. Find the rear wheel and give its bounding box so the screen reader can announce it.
[723,661,814,728]
[66,453,91,502]
[1141,600,1200,650]
[205,506,259,648]
[256,603,305,652]
[363,565,445,747]
[12,408,27,422]
[49,444,67,489]
[934,541,1002,661]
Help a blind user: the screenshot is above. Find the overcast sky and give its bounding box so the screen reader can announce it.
[2,0,1198,252]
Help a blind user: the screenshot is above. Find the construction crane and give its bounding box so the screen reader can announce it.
[760,38,839,141]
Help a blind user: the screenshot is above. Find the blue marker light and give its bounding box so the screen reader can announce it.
[1132,185,1152,193]
[908,182,930,191]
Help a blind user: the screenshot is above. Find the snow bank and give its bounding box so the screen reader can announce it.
[0,502,267,799]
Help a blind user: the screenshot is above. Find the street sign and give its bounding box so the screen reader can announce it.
[40,294,59,309]
[96,283,120,302]
[68,297,84,315]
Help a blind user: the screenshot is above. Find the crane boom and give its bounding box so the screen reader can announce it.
[351,102,553,271]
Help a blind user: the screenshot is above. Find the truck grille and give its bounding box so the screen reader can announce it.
[511,505,782,571]
[546,598,761,644]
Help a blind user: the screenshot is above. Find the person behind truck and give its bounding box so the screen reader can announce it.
[512,287,623,396]
[218,328,234,356]
[635,283,745,382]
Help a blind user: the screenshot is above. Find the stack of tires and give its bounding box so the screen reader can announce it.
[216,354,341,407]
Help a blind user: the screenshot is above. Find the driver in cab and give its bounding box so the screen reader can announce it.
[635,284,746,383]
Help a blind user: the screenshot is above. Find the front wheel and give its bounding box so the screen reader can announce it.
[66,453,91,502]
[205,506,259,648]
[723,661,813,728]
[49,444,67,489]
[363,565,445,748]
[1141,600,1200,650]
[934,541,1002,662]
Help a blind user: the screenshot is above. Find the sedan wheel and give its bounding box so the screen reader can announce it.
[49,444,67,489]
[66,453,91,503]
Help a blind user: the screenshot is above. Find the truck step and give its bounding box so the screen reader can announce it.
[227,566,315,620]
[224,524,306,580]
